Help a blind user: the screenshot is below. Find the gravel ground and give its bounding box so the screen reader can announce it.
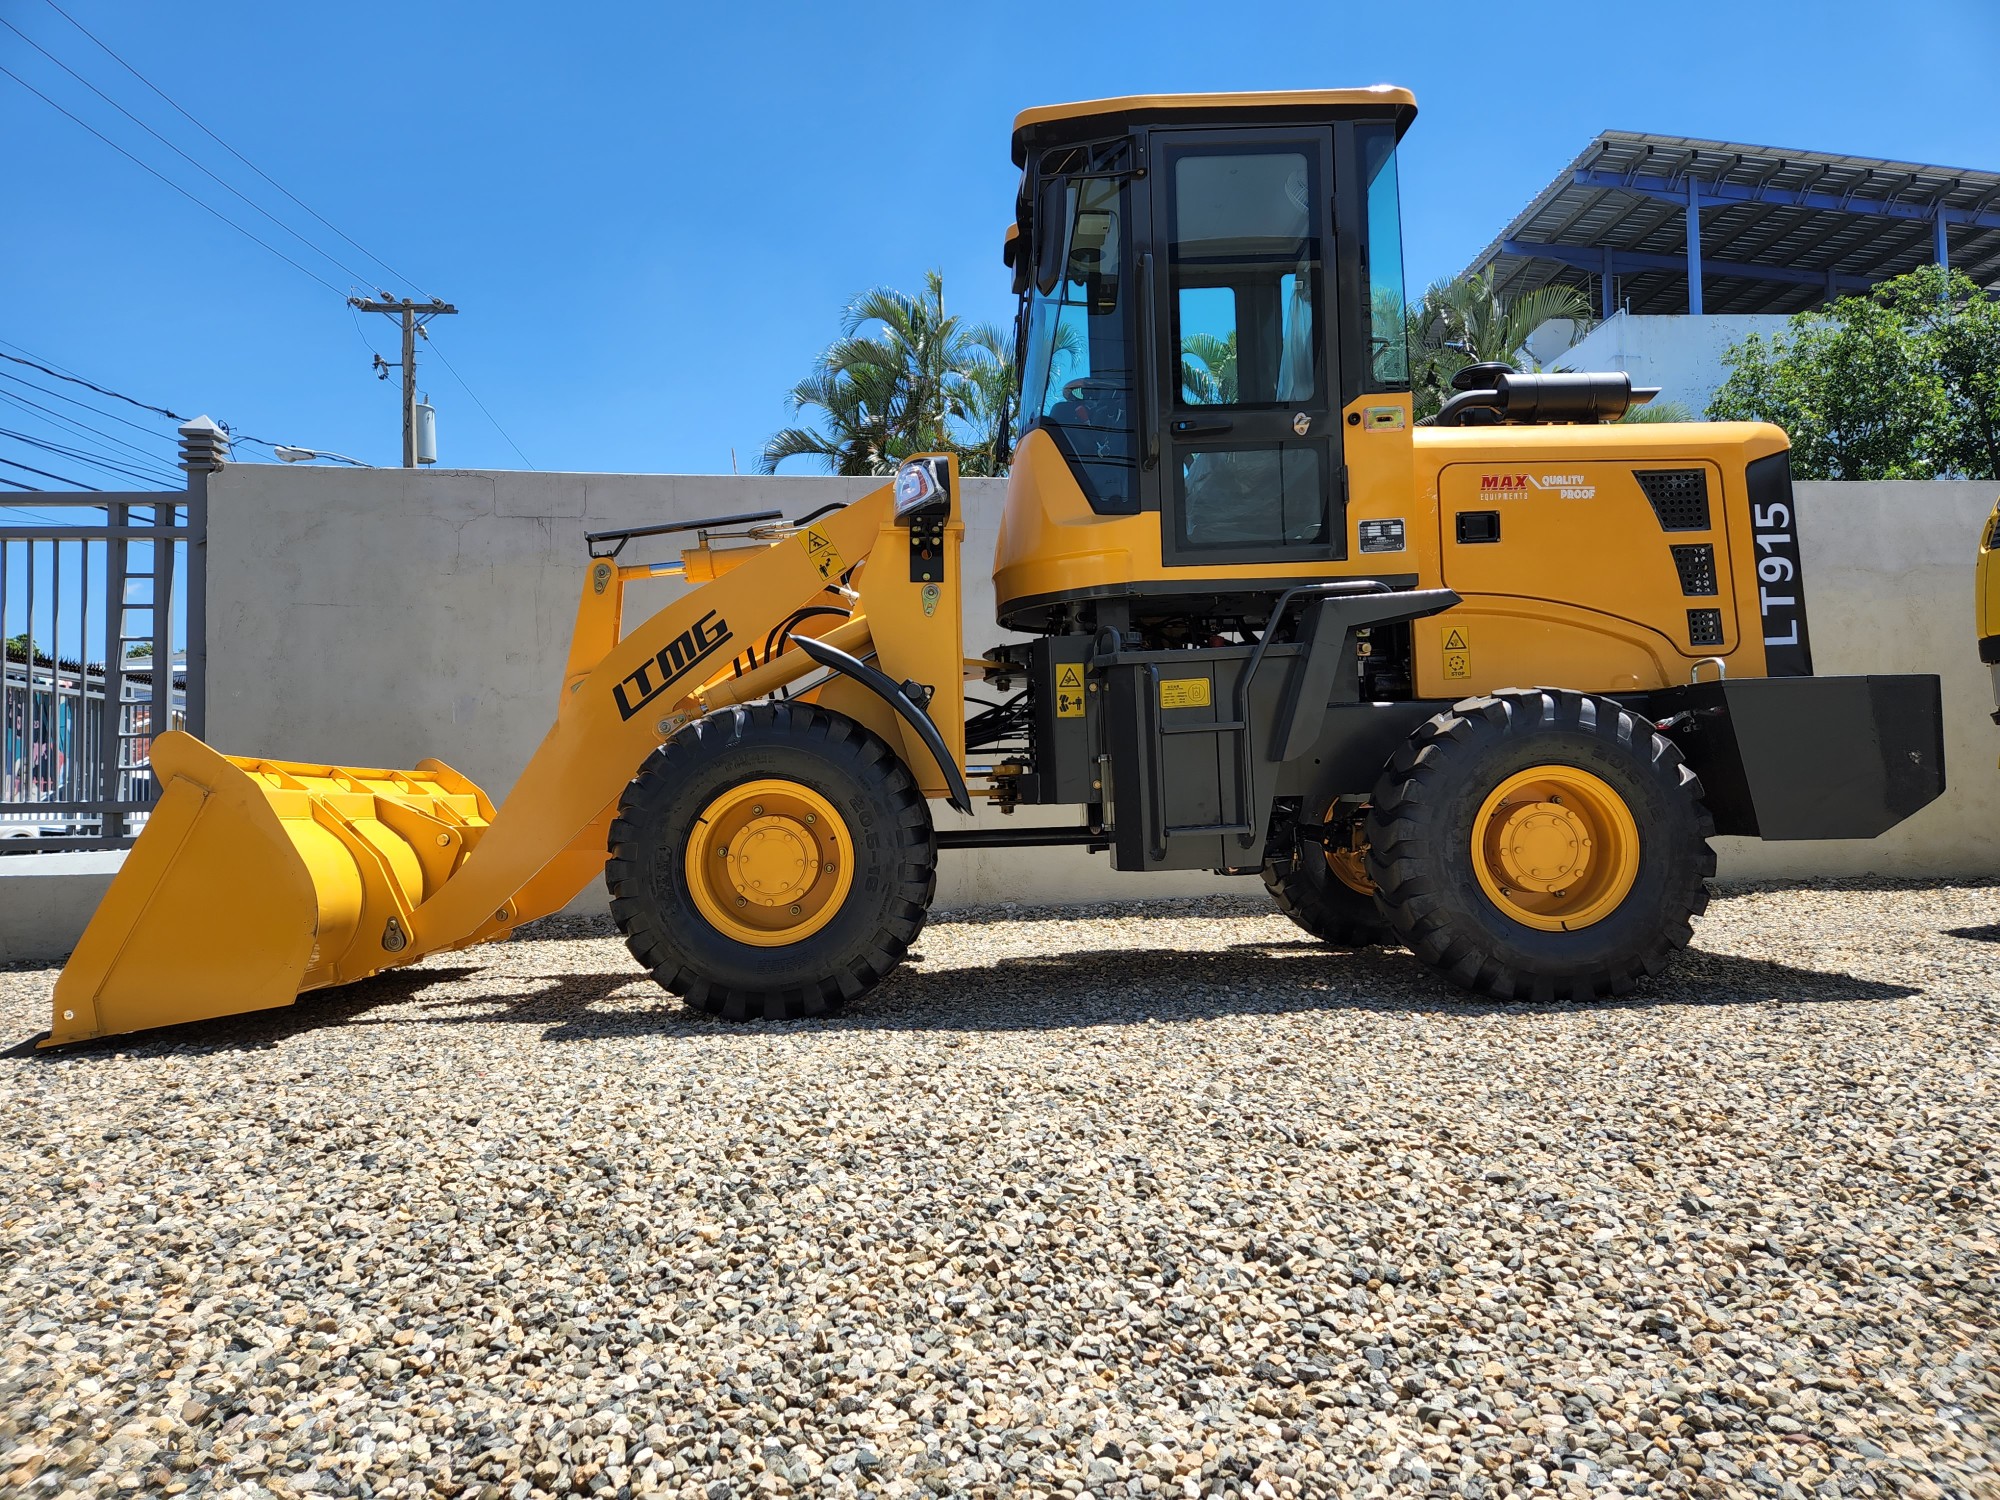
[2,879,1997,1500]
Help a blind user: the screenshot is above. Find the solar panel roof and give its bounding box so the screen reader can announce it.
[1466,131,2000,317]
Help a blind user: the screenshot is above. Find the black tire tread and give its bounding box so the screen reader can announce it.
[1366,688,1716,1002]
[1260,803,1389,948]
[605,702,935,1021]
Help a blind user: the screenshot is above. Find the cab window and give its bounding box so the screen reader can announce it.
[1017,153,1138,514]
[1358,123,1410,389]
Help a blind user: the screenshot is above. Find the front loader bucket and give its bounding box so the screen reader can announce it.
[45,731,496,1047]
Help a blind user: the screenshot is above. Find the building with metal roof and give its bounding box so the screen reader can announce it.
[1469,130,2000,319]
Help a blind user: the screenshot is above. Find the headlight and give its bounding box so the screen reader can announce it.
[894,457,950,520]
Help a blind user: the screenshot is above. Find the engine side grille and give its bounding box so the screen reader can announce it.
[1636,469,1710,530]
[1671,543,1717,596]
[1687,608,1725,647]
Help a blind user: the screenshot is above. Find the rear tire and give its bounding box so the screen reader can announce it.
[606,703,936,1020]
[1261,800,1390,947]
[1366,688,1714,1002]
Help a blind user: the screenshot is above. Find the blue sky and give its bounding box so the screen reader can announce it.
[3,0,1999,483]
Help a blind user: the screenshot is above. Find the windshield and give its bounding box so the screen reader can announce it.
[1016,154,1138,514]
[1358,123,1410,390]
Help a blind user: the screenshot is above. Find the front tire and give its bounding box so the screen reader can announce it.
[606,703,936,1020]
[1366,689,1714,1002]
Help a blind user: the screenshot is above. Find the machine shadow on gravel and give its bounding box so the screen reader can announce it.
[18,933,1920,1057]
[17,963,489,1058]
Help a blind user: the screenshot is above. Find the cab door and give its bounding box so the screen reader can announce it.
[1147,129,1344,567]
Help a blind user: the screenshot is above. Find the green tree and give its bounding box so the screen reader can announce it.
[953,321,1017,477]
[1180,331,1239,405]
[1707,266,2000,480]
[1618,400,1693,425]
[1402,271,1595,420]
[763,271,1009,476]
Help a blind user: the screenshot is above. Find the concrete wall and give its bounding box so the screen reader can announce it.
[4,465,1992,962]
[202,464,1228,914]
[0,851,124,965]
[204,464,2000,890]
[1543,312,1792,415]
[1718,480,1998,879]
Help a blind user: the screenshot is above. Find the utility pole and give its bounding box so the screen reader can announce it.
[349,297,456,466]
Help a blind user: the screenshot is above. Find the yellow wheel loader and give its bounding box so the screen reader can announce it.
[45,87,1947,1046]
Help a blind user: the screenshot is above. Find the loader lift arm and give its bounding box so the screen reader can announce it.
[47,468,968,1046]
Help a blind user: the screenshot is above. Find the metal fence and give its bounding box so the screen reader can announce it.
[1,476,205,852]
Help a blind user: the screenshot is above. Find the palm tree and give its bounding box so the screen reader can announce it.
[955,321,1017,477]
[1404,271,1594,420]
[1616,399,1693,424]
[760,358,904,476]
[1181,331,1239,406]
[764,271,993,476]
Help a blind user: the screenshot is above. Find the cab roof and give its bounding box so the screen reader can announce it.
[1011,87,1417,164]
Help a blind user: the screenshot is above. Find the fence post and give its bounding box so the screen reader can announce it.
[178,417,226,744]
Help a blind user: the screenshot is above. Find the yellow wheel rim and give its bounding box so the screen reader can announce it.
[1318,808,1375,895]
[1471,765,1640,932]
[684,779,854,947]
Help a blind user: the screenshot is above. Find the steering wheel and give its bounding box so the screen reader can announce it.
[1063,378,1122,401]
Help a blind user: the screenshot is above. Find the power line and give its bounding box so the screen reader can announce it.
[0,367,178,441]
[0,455,100,490]
[0,406,181,488]
[423,330,538,470]
[0,394,181,485]
[0,343,286,459]
[0,428,173,488]
[0,496,87,526]
[0,63,346,297]
[39,0,435,300]
[0,350,186,422]
[0,16,378,292]
[0,382,180,468]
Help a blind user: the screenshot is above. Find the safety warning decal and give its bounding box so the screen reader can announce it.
[797,526,846,582]
[1055,662,1087,718]
[1441,626,1471,681]
[1158,677,1212,710]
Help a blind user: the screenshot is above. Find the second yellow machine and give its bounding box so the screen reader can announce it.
[49,88,1945,1045]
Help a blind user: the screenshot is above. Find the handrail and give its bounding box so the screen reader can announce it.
[585,510,784,559]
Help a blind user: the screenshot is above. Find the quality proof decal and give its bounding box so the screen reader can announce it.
[1479,473,1598,500]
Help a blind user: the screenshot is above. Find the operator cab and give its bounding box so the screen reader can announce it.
[994,88,1418,632]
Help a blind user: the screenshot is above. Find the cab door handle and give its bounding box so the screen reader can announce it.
[1172,418,1233,437]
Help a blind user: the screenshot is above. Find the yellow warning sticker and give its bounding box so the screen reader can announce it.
[1159,677,1212,710]
[1441,626,1471,681]
[1054,662,1087,719]
[797,526,846,582]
